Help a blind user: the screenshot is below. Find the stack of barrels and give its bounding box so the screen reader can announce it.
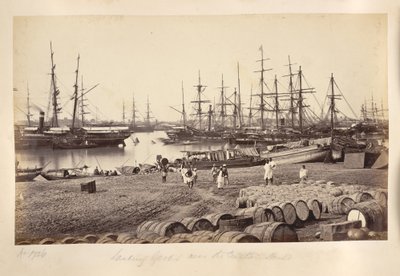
[20,209,300,244]
[236,180,387,225]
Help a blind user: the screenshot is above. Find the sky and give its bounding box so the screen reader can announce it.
[13,14,387,125]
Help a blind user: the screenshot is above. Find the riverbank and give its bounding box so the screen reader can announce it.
[15,162,388,243]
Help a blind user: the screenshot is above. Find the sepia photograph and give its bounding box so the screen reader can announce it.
[13,14,388,245]
[1,1,399,276]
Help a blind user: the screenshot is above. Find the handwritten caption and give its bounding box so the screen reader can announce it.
[16,248,47,260]
[111,249,291,267]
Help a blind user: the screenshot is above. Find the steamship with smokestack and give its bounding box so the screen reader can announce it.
[14,42,131,150]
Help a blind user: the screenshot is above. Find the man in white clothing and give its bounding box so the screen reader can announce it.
[299,165,309,182]
[263,159,272,185]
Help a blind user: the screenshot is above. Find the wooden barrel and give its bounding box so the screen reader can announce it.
[234,207,274,224]
[96,238,115,244]
[369,190,387,207]
[16,240,31,245]
[274,202,297,225]
[72,238,90,244]
[347,200,386,231]
[172,233,193,239]
[117,233,137,243]
[329,196,355,215]
[136,220,189,237]
[179,217,214,232]
[292,200,310,222]
[124,238,150,244]
[235,197,248,208]
[60,236,76,244]
[244,222,299,242]
[219,216,254,232]
[136,231,161,242]
[202,213,234,228]
[83,234,99,243]
[266,204,284,222]
[152,237,171,243]
[191,230,215,237]
[351,192,374,203]
[329,187,343,197]
[39,238,56,245]
[212,231,260,243]
[307,199,321,220]
[165,237,191,243]
[187,235,213,243]
[100,233,118,241]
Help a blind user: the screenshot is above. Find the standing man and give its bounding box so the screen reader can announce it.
[263,159,272,185]
[217,166,224,189]
[180,163,188,184]
[211,164,218,184]
[185,168,194,189]
[299,165,309,183]
[222,164,229,186]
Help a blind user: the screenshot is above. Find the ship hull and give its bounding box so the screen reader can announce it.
[260,145,329,165]
[186,158,265,170]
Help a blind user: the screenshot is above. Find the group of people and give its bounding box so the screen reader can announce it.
[263,158,276,185]
[93,166,118,176]
[160,158,309,188]
[263,158,309,185]
[211,164,229,189]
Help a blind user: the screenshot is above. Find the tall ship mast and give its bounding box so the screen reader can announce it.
[129,94,155,133]
[327,73,341,139]
[26,83,32,127]
[191,71,210,130]
[283,56,297,129]
[71,54,80,132]
[237,62,243,129]
[254,45,272,131]
[49,42,62,128]
[131,93,137,129]
[217,74,230,130]
[79,76,89,127]
[292,66,316,134]
[145,95,152,128]
[122,101,126,123]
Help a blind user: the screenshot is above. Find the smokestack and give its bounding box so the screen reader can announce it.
[39,111,45,133]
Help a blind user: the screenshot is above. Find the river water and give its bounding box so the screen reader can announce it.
[15,131,226,170]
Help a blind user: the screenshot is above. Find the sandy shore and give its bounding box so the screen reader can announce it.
[15,162,388,243]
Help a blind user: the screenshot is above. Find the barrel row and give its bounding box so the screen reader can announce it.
[238,189,386,219]
[239,183,386,208]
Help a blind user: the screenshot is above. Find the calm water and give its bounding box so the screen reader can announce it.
[15,131,226,170]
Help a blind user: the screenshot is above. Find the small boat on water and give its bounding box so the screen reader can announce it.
[40,166,89,181]
[15,167,43,182]
[176,148,264,170]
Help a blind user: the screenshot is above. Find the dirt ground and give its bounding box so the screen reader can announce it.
[15,162,388,243]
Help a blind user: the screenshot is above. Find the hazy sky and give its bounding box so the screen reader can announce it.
[13,14,387,124]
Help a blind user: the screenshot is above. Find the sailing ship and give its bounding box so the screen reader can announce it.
[15,42,131,149]
[128,95,156,133]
